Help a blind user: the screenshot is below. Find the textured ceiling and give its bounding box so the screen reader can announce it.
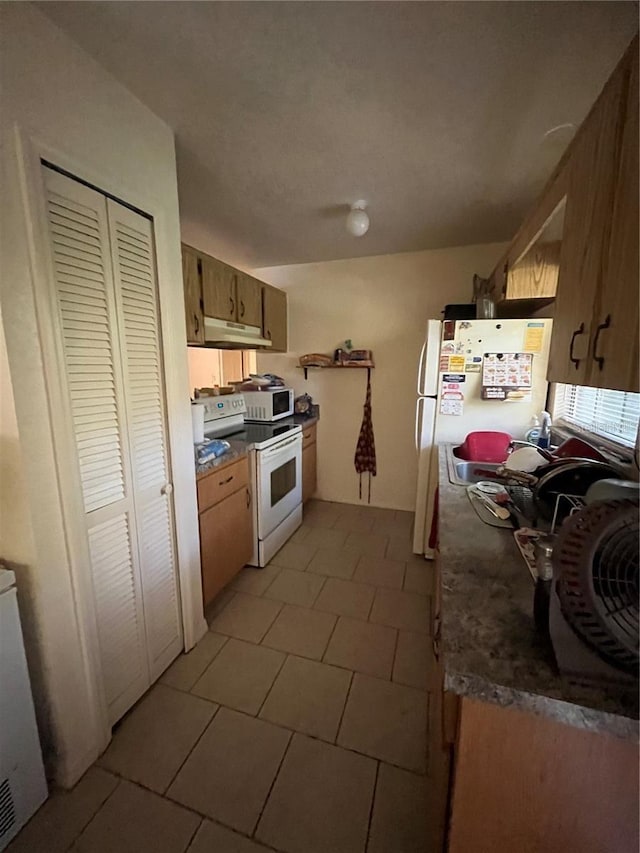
[39,1,638,268]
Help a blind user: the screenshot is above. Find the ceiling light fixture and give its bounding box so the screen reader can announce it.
[346,200,370,237]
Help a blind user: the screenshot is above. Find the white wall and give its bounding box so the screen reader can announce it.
[256,244,505,510]
[0,3,204,787]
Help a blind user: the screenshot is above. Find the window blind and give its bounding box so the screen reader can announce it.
[553,383,640,448]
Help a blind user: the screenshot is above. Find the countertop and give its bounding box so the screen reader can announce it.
[195,414,318,479]
[437,445,638,740]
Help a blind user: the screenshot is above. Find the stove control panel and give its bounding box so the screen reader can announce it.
[201,393,247,422]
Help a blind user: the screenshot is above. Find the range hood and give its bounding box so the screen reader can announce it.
[204,316,272,349]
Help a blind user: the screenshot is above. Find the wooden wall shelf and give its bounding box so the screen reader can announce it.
[297,362,375,380]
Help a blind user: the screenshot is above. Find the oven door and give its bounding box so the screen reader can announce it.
[256,434,302,538]
[270,389,294,421]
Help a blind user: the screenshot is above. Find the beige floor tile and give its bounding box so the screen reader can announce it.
[304,525,349,550]
[270,541,317,570]
[205,585,236,623]
[256,733,376,853]
[8,768,117,853]
[344,531,389,558]
[209,592,282,643]
[393,631,439,690]
[386,534,418,562]
[353,555,405,589]
[160,632,227,692]
[368,763,429,853]
[289,524,310,543]
[358,506,397,524]
[403,559,436,596]
[230,563,282,596]
[260,655,351,742]
[307,547,359,579]
[338,674,428,772]
[313,577,375,620]
[369,588,431,634]
[168,707,291,835]
[304,500,342,528]
[191,639,285,715]
[332,513,375,533]
[394,509,415,530]
[98,684,216,793]
[72,780,199,853]
[263,567,325,607]
[262,604,336,660]
[324,617,397,680]
[187,819,273,852]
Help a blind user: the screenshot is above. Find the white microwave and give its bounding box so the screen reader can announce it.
[243,388,294,422]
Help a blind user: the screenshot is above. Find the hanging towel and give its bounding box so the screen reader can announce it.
[354,370,376,502]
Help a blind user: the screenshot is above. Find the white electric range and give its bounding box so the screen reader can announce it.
[200,394,303,566]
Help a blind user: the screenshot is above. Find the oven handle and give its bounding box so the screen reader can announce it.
[260,435,302,460]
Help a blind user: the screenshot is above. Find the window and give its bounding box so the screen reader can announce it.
[552,383,640,449]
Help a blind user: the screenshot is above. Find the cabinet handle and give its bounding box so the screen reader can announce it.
[569,323,585,369]
[246,488,251,508]
[592,314,611,371]
[229,296,235,316]
[194,313,199,335]
[240,300,245,318]
[219,475,234,486]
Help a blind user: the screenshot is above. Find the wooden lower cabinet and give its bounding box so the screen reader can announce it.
[447,696,639,853]
[301,423,317,503]
[198,460,253,607]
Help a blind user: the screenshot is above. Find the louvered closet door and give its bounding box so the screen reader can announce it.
[106,200,183,679]
[43,167,149,724]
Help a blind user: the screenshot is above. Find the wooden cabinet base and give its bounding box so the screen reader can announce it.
[448,697,639,853]
[302,437,317,504]
[199,485,253,607]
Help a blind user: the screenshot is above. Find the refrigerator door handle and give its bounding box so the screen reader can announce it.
[415,397,422,452]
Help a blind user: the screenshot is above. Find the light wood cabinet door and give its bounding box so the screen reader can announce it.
[588,49,639,393]
[201,255,237,322]
[448,697,639,853]
[506,241,561,300]
[546,55,627,386]
[182,246,204,344]
[262,285,288,352]
[236,272,263,327]
[302,441,317,504]
[199,485,253,607]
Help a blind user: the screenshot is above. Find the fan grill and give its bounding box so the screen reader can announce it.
[553,499,639,674]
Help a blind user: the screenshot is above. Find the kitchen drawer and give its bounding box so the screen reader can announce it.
[301,422,316,449]
[197,456,249,513]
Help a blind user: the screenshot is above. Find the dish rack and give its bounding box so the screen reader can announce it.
[550,493,585,533]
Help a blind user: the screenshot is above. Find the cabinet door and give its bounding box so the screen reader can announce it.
[547,62,627,386]
[201,255,237,322]
[199,486,253,607]
[181,245,204,344]
[236,272,263,327]
[589,48,639,393]
[302,441,317,504]
[262,285,288,352]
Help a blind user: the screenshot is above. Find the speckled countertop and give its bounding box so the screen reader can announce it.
[438,445,638,740]
[195,413,318,479]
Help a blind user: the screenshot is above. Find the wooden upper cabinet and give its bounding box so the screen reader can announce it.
[181,245,204,344]
[236,272,263,327]
[588,48,639,393]
[506,240,561,300]
[546,49,628,388]
[262,285,288,352]
[202,255,236,322]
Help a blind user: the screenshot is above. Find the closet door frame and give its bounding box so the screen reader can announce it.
[3,129,207,785]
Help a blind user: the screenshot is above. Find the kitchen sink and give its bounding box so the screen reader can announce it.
[445,444,504,485]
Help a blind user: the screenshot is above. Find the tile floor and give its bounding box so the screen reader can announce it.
[10,500,442,853]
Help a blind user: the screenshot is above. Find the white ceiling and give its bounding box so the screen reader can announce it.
[39,1,638,269]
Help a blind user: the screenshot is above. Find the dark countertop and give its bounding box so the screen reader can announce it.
[195,414,318,480]
[437,445,638,740]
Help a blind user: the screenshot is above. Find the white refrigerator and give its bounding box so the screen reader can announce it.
[413,317,553,558]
